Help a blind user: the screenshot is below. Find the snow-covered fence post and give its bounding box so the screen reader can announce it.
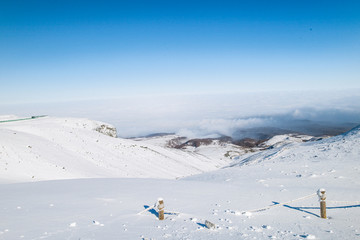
[317,189,327,219]
[158,198,165,220]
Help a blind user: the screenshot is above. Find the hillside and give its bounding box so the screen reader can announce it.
[0,116,359,239]
[0,116,232,183]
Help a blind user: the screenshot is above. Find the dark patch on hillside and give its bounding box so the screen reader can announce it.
[175,138,213,149]
[233,138,268,148]
[233,127,297,141]
[172,136,266,149]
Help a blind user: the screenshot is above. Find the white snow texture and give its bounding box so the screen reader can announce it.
[0,116,359,240]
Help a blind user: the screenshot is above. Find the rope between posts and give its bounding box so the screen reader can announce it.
[138,192,359,221]
[326,200,360,205]
[242,193,317,213]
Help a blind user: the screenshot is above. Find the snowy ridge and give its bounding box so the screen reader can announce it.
[225,124,360,169]
[328,124,360,140]
[0,116,231,183]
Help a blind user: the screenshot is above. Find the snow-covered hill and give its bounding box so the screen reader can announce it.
[0,116,231,183]
[1,116,359,239]
[134,134,250,162]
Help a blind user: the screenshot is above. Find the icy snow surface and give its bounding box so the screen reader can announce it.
[0,116,360,239]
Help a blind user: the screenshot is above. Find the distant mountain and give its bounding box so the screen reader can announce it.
[232,120,358,140]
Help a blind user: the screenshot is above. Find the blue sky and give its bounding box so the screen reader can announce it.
[1,0,360,104]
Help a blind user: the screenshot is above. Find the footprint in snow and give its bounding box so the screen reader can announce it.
[249,226,262,232]
[230,210,242,215]
[93,220,104,226]
[262,225,271,229]
[300,234,316,239]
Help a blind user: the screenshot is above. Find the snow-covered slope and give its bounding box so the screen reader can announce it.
[0,116,230,183]
[182,125,360,239]
[134,134,248,161]
[1,116,359,239]
[260,134,314,148]
[186,125,360,194]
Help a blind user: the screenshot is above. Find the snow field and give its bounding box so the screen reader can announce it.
[0,116,359,239]
[1,178,359,240]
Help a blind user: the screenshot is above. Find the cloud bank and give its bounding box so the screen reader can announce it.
[1,89,360,139]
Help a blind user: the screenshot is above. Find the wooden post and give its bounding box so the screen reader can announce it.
[317,189,327,219]
[158,198,164,220]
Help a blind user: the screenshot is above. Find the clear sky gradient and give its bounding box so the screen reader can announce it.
[1,0,360,104]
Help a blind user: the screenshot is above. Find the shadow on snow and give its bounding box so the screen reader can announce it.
[272,201,360,218]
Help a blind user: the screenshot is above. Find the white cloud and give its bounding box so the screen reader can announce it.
[1,89,360,138]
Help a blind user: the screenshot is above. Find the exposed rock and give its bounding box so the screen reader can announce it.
[233,138,266,148]
[175,138,214,149]
[95,124,117,138]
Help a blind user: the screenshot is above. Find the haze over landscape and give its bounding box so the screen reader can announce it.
[2,90,360,138]
[1,1,360,239]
